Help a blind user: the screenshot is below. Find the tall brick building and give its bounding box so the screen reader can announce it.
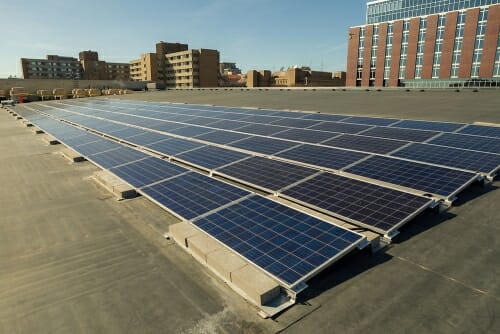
[347,0,500,88]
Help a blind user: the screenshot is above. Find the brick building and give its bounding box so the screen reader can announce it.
[347,0,500,88]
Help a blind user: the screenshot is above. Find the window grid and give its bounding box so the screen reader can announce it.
[367,0,500,24]
[471,8,488,77]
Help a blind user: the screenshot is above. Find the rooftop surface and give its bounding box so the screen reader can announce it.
[1,89,499,334]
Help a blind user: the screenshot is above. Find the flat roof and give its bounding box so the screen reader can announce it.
[1,90,499,333]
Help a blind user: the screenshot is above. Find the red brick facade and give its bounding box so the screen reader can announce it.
[362,25,374,86]
[375,23,388,87]
[421,15,439,79]
[389,21,404,87]
[346,27,360,87]
[405,18,421,79]
[480,4,500,77]
[440,11,459,78]
[459,8,480,78]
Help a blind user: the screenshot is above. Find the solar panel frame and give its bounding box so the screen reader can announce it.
[359,126,441,142]
[194,130,252,145]
[140,172,251,220]
[144,138,205,156]
[173,145,251,170]
[300,113,350,122]
[340,116,401,126]
[109,156,189,188]
[227,136,301,155]
[269,118,324,128]
[309,121,374,134]
[234,123,290,136]
[321,134,409,154]
[168,125,216,137]
[390,119,466,132]
[390,143,500,175]
[125,132,172,146]
[280,172,433,236]
[428,133,500,155]
[275,144,369,171]
[89,147,150,169]
[457,124,500,138]
[206,119,249,130]
[215,156,320,192]
[344,155,480,199]
[192,195,366,288]
[270,128,341,144]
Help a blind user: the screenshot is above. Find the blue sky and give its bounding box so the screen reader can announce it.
[0,0,368,78]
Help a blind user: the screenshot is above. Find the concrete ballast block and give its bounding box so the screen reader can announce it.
[168,222,200,247]
[186,234,222,263]
[61,148,85,163]
[231,265,280,306]
[206,248,247,283]
[93,171,136,199]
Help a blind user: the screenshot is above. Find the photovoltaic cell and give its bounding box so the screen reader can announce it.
[107,127,147,139]
[271,128,340,144]
[309,121,373,134]
[227,136,299,155]
[391,143,500,174]
[89,147,149,169]
[391,119,466,132]
[216,156,318,191]
[194,130,251,145]
[110,157,188,188]
[193,195,365,286]
[141,172,250,220]
[174,145,250,170]
[275,144,369,170]
[345,155,477,198]
[281,173,431,234]
[428,133,500,155]
[360,126,440,142]
[145,138,204,156]
[322,134,408,154]
[457,124,500,138]
[341,116,400,126]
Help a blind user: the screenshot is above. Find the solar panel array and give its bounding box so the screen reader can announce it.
[13,98,500,291]
[13,105,367,289]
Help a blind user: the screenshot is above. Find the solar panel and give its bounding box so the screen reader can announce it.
[457,124,500,138]
[126,132,171,146]
[345,155,478,198]
[75,139,122,156]
[141,172,250,220]
[193,195,365,287]
[300,114,349,122]
[194,130,251,145]
[145,138,205,156]
[360,126,440,142]
[107,127,147,139]
[270,118,323,128]
[186,116,220,126]
[391,143,500,175]
[428,133,500,155]
[340,116,400,126]
[235,123,289,136]
[168,125,215,137]
[109,157,188,188]
[216,156,318,192]
[239,115,281,124]
[322,134,409,154]
[150,121,186,133]
[227,136,299,155]
[174,145,250,170]
[207,119,249,130]
[89,147,149,169]
[390,119,466,132]
[281,173,432,235]
[271,128,340,144]
[309,121,373,134]
[275,144,369,170]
